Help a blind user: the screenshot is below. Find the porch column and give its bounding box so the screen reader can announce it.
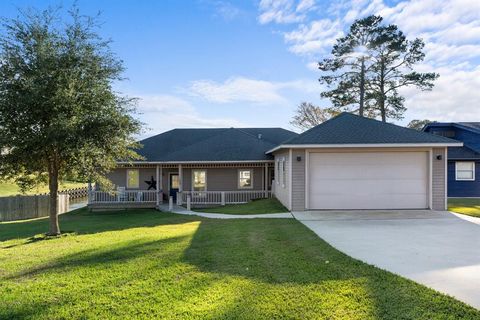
[178,164,183,205]
[178,164,183,192]
[156,165,160,206]
[159,166,163,203]
[264,163,268,198]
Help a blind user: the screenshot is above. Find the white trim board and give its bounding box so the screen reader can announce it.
[267,142,463,154]
[117,160,274,165]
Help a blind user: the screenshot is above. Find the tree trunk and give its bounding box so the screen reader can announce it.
[359,59,365,117]
[379,60,386,122]
[47,161,60,236]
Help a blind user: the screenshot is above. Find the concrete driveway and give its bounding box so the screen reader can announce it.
[294,210,480,309]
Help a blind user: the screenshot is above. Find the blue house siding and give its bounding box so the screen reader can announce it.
[424,122,480,198]
[447,160,480,197]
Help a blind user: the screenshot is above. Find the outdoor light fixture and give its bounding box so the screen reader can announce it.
[297,156,302,161]
[436,155,443,160]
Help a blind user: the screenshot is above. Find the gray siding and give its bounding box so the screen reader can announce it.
[291,149,305,211]
[272,150,290,210]
[106,166,264,192]
[432,148,447,210]
[106,168,156,190]
[182,167,264,191]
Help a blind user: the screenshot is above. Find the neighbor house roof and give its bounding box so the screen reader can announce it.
[424,122,480,134]
[128,127,298,162]
[268,113,462,153]
[423,122,480,160]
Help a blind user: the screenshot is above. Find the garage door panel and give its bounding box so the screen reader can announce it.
[314,194,427,210]
[308,152,428,210]
[310,180,427,195]
[311,167,426,180]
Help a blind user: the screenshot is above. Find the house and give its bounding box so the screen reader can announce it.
[89,127,298,209]
[423,122,480,197]
[89,113,462,211]
[269,113,461,211]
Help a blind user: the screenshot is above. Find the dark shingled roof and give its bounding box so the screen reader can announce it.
[423,122,480,134]
[281,112,459,145]
[448,146,480,160]
[136,127,298,162]
[457,122,480,133]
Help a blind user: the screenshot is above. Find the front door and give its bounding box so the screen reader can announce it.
[169,173,180,201]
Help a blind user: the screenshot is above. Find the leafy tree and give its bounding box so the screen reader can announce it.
[368,18,439,121]
[319,16,382,117]
[0,7,142,235]
[319,15,438,122]
[407,119,433,131]
[290,102,338,131]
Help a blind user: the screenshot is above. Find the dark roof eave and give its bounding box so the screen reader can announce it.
[424,122,480,135]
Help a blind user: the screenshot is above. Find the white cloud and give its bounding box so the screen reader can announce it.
[258,0,316,24]
[136,94,244,137]
[260,0,480,67]
[402,66,480,122]
[210,1,242,21]
[284,18,343,55]
[257,0,480,124]
[187,76,318,104]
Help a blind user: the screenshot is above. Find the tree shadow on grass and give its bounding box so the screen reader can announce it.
[0,208,195,243]
[182,218,480,319]
[6,235,191,280]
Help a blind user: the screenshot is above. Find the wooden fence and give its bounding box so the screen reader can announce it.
[0,194,69,222]
[60,187,88,199]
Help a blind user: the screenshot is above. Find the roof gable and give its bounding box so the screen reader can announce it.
[279,113,460,146]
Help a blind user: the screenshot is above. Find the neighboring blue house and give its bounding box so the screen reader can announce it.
[423,122,480,197]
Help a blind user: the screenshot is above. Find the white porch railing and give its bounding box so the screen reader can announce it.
[89,190,158,204]
[179,190,271,206]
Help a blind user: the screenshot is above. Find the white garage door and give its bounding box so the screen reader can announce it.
[308,152,428,210]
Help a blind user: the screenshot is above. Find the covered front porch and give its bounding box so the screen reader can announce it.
[88,162,274,210]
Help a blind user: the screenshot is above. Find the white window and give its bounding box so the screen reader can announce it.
[238,169,253,189]
[456,162,475,181]
[192,170,207,191]
[126,169,139,189]
[282,158,286,188]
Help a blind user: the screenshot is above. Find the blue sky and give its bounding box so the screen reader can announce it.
[1,0,479,137]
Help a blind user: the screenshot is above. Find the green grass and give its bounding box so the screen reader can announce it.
[0,210,478,319]
[193,198,289,215]
[448,198,480,218]
[0,181,87,196]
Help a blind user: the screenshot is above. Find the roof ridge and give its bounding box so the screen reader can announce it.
[276,111,460,147]
[334,113,459,143]
[281,112,349,144]
[233,128,276,146]
[160,127,276,161]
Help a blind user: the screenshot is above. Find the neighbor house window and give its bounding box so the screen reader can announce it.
[432,130,455,138]
[456,162,475,181]
[282,158,286,188]
[238,169,253,189]
[126,169,139,188]
[192,170,207,191]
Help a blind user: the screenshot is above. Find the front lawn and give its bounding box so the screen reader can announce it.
[193,197,289,214]
[0,209,478,319]
[448,198,480,218]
